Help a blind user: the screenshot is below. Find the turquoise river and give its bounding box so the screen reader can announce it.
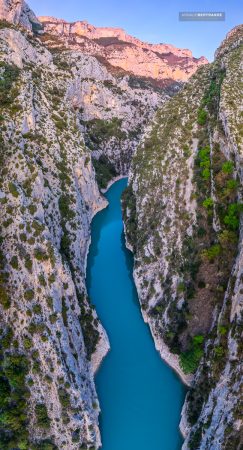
[86,179,186,450]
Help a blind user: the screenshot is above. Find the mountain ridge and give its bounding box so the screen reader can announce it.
[38,15,208,84]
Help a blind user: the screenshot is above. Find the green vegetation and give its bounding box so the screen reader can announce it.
[92,155,117,190]
[78,294,100,360]
[197,108,207,126]
[0,284,10,309]
[59,195,75,221]
[223,203,242,230]
[0,248,10,309]
[202,197,213,209]
[8,182,19,198]
[35,404,50,429]
[122,185,137,249]
[222,161,234,174]
[58,388,70,409]
[84,117,126,148]
[10,255,18,269]
[0,62,20,107]
[201,66,225,118]
[34,248,48,261]
[52,113,67,131]
[179,335,204,374]
[0,341,30,449]
[24,289,34,301]
[32,440,57,450]
[201,244,221,262]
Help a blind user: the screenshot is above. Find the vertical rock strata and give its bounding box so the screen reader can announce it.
[0,23,111,450]
[0,1,242,449]
[0,0,173,446]
[123,25,243,449]
[0,2,170,448]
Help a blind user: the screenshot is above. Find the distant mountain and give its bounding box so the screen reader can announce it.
[38,16,208,85]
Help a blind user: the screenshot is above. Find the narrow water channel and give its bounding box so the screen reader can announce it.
[86,179,186,450]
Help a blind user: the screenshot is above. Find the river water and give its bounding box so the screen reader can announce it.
[86,179,185,450]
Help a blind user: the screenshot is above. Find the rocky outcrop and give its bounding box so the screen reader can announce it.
[38,16,208,84]
[0,3,172,446]
[0,0,42,31]
[59,50,167,175]
[1,0,241,448]
[123,24,243,449]
[0,22,110,450]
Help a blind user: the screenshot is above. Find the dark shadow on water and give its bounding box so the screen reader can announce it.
[120,232,140,308]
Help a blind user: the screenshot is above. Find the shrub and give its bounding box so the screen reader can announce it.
[58,388,70,409]
[49,313,58,324]
[214,345,225,357]
[201,244,221,262]
[226,179,237,190]
[32,220,45,236]
[10,255,19,269]
[202,168,210,180]
[48,273,56,284]
[1,327,13,349]
[24,289,34,301]
[20,233,27,242]
[8,182,19,198]
[177,282,185,293]
[23,336,32,350]
[197,108,207,126]
[34,248,48,261]
[218,230,237,248]
[0,351,30,447]
[224,203,242,230]
[218,325,228,336]
[183,145,191,158]
[0,62,20,106]
[33,304,42,314]
[29,204,37,215]
[202,197,213,209]
[35,404,50,429]
[198,145,210,160]
[0,285,11,308]
[180,335,205,374]
[38,274,46,287]
[59,195,75,221]
[25,255,33,272]
[122,184,137,248]
[222,161,234,174]
[33,440,57,450]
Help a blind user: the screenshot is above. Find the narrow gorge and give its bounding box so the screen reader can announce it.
[86,179,185,450]
[0,1,242,449]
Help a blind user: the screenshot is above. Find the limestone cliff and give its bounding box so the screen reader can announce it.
[0,0,42,32]
[0,16,109,450]
[123,24,243,449]
[0,1,172,448]
[38,16,208,84]
[0,0,242,449]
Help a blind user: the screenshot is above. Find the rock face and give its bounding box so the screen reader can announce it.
[0,22,112,448]
[38,16,208,84]
[0,0,42,31]
[0,0,242,449]
[0,2,169,449]
[123,24,243,449]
